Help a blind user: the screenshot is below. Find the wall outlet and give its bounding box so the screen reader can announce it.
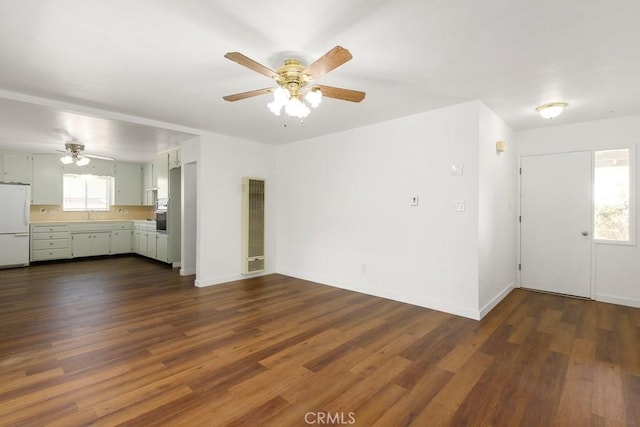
[450,163,464,176]
[410,195,419,206]
[453,200,465,211]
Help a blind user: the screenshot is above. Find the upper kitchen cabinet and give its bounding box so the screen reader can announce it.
[114,162,142,205]
[168,148,181,170]
[32,154,63,204]
[156,152,169,199]
[1,152,31,184]
[142,162,156,206]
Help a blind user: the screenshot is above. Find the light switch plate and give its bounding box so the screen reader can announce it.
[450,163,464,176]
[453,200,465,211]
[411,195,419,206]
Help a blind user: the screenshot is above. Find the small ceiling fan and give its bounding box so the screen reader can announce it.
[222,46,365,119]
[57,141,113,166]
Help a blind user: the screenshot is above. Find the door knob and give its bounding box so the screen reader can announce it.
[581,231,590,236]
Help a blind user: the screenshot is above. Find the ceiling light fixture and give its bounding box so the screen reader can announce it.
[536,102,568,119]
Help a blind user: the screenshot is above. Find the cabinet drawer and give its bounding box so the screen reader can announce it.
[31,248,71,261]
[32,232,69,240]
[32,239,70,250]
[32,225,68,233]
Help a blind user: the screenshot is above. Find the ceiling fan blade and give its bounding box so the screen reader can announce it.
[303,46,353,80]
[314,85,366,103]
[224,52,279,79]
[85,153,114,161]
[223,88,273,102]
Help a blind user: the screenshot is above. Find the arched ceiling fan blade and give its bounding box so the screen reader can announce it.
[314,85,365,103]
[303,46,353,80]
[224,52,279,79]
[223,88,273,102]
[85,154,114,161]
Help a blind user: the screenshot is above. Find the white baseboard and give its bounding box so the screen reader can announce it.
[276,268,482,320]
[194,270,272,287]
[479,282,515,319]
[595,293,640,309]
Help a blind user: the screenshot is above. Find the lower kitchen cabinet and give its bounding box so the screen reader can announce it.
[31,221,171,264]
[156,233,168,263]
[71,232,111,257]
[146,231,157,259]
[30,224,71,261]
[111,223,132,254]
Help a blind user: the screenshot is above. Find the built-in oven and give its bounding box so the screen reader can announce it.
[155,198,168,233]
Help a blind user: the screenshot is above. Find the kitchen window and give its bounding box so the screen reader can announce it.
[63,173,114,211]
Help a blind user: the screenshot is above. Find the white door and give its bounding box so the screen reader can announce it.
[520,152,592,298]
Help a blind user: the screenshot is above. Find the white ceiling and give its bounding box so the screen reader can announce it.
[0,0,638,162]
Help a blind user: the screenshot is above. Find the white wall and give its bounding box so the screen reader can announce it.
[276,101,486,319]
[180,137,199,276]
[478,104,517,316]
[517,115,640,308]
[194,132,277,286]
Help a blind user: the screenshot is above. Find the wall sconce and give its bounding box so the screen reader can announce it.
[496,140,506,154]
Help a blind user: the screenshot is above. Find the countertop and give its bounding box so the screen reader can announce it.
[31,219,156,224]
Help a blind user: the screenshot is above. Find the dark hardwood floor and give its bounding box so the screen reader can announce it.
[0,256,639,426]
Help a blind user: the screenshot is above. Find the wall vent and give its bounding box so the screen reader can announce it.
[241,177,265,274]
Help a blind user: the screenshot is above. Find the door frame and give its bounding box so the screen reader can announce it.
[517,150,596,299]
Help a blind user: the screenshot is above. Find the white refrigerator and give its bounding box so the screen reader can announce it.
[0,183,30,268]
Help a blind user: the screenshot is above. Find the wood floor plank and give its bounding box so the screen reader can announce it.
[1,258,639,425]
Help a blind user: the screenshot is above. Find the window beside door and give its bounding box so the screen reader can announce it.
[594,148,632,242]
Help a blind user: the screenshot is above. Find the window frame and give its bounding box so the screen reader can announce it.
[62,173,114,212]
[592,146,637,247]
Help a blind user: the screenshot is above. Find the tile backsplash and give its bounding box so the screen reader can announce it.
[31,205,155,222]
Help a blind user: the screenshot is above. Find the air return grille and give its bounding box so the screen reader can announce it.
[241,177,265,274]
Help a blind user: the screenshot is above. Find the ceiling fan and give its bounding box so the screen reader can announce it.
[57,141,113,166]
[222,46,365,119]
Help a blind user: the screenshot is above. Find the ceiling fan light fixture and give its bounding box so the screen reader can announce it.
[536,102,568,119]
[60,155,74,165]
[285,97,310,119]
[76,156,90,166]
[273,87,290,104]
[267,101,283,116]
[305,89,322,108]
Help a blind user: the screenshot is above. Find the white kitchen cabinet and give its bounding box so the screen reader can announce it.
[168,148,181,170]
[156,233,168,263]
[133,221,157,258]
[137,230,147,256]
[142,162,156,206]
[31,154,63,205]
[147,231,157,259]
[30,224,71,261]
[137,230,158,258]
[111,222,132,254]
[114,162,142,205]
[156,152,169,199]
[1,152,31,184]
[132,228,140,253]
[71,232,111,257]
